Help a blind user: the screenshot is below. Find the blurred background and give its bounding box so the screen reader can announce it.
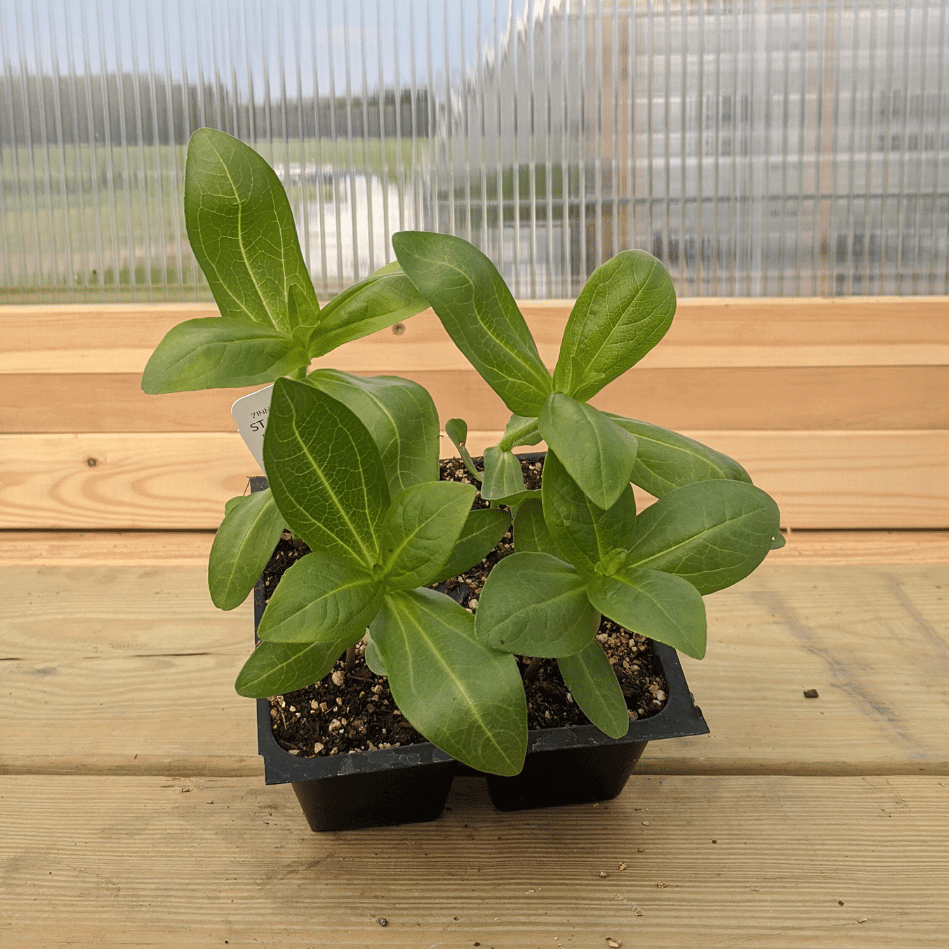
[2,0,947,303]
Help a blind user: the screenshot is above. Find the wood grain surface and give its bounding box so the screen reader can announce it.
[2,557,946,775]
[2,429,946,529]
[3,297,945,531]
[3,297,947,372]
[8,364,946,432]
[2,296,947,945]
[1,539,947,945]
[3,299,947,435]
[0,531,216,565]
[0,773,945,947]
[3,529,948,567]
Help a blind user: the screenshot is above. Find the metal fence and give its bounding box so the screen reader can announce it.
[2,0,947,301]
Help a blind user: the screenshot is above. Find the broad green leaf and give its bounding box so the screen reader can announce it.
[625,480,781,594]
[392,231,552,416]
[541,451,637,576]
[538,393,638,510]
[558,641,630,738]
[445,418,482,482]
[141,318,308,393]
[480,446,527,501]
[607,415,752,497]
[208,488,285,610]
[445,417,467,446]
[235,637,354,698]
[363,631,387,676]
[309,262,431,357]
[287,284,320,337]
[587,565,707,660]
[771,531,787,549]
[431,508,512,584]
[263,379,389,568]
[488,488,542,507]
[513,498,557,554]
[379,481,476,590]
[256,551,382,644]
[475,551,600,657]
[372,589,527,775]
[185,127,320,335]
[305,369,439,495]
[552,250,676,401]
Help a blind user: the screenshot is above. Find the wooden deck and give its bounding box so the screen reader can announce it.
[2,298,948,945]
[2,532,947,946]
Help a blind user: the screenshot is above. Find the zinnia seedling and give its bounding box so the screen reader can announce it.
[142,129,783,776]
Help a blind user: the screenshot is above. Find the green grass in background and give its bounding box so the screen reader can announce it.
[0,137,428,303]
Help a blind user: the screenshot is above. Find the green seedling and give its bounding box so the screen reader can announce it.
[393,231,783,736]
[143,130,783,776]
[141,128,431,612]
[234,379,522,775]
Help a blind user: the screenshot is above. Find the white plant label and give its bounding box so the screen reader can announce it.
[231,384,274,472]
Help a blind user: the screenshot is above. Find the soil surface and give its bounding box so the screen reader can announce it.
[263,455,668,760]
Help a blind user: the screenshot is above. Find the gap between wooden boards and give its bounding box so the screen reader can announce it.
[1,753,947,779]
[1,529,947,566]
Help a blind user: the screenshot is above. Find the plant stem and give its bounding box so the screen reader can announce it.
[459,451,483,484]
[290,365,308,381]
[523,656,543,681]
[344,644,356,674]
[498,417,540,452]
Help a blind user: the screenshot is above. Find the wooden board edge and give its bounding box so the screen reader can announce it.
[2,529,947,566]
[1,430,947,530]
[1,754,946,779]
[0,755,263,778]
[4,296,948,373]
[0,531,216,565]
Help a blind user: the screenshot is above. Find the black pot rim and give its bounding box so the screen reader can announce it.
[255,636,708,785]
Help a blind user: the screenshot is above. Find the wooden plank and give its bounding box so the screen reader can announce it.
[0,564,258,764]
[2,430,946,529]
[0,432,260,529]
[665,561,949,775]
[767,530,949,564]
[1,562,946,775]
[0,302,217,374]
[3,297,948,373]
[7,365,946,433]
[312,303,949,371]
[710,430,949,529]
[0,531,215,566]
[4,374,260,433]
[0,774,946,947]
[525,296,949,368]
[2,530,947,568]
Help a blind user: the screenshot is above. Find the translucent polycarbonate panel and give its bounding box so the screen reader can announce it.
[1,0,948,301]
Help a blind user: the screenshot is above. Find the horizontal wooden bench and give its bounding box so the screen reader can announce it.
[2,296,947,530]
[1,297,947,947]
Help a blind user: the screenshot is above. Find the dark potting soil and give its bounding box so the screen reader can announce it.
[263,455,668,760]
